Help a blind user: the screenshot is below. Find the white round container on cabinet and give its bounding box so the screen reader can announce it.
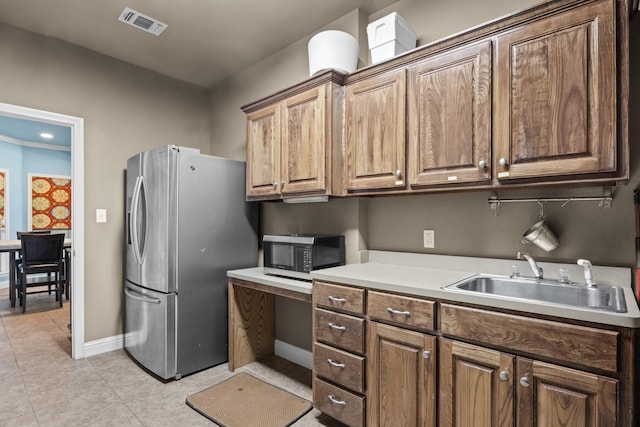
[308,30,359,76]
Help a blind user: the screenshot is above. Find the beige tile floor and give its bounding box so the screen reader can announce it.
[0,286,344,426]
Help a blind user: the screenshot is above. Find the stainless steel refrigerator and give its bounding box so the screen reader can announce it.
[124,145,258,380]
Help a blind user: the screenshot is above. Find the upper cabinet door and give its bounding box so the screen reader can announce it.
[345,70,406,191]
[246,104,281,198]
[494,0,616,181]
[281,85,327,195]
[408,41,492,187]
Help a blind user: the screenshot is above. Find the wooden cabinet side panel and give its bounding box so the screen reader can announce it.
[246,105,280,198]
[227,280,275,371]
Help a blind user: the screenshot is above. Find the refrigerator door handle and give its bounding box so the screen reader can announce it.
[130,176,144,265]
[125,286,162,304]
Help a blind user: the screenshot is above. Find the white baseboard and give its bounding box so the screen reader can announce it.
[274,339,312,370]
[83,333,124,357]
[82,335,313,371]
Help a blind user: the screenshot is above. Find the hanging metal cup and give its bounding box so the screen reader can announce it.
[522,220,559,252]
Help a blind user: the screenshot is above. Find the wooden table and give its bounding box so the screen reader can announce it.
[227,269,312,371]
[0,238,71,307]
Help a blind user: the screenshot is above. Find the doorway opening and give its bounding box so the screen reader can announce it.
[0,102,84,359]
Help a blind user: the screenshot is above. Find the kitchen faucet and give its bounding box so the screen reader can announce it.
[517,252,543,280]
[577,259,597,287]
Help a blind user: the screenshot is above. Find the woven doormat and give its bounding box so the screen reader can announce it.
[186,372,312,427]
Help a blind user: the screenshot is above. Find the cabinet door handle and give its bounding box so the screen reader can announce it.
[328,395,346,405]
[328,295,346,303]
[328,322,346,331]
[479,160,487,169]
[387,307,411,316]
[327,358,346,369]
[499,370,510,381]
[520,376,530,387]
[499,158,508,167]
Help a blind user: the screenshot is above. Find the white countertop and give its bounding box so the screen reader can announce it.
[227,251,640,328]
[227,267,312,295]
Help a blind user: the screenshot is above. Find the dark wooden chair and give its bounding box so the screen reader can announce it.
[17,233,65,313]
[12,231,53,304]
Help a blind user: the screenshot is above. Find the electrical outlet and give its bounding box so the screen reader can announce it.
[423,230,435,248]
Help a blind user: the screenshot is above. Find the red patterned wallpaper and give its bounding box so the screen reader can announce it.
[0,171,5,228]
[31,176,71,230]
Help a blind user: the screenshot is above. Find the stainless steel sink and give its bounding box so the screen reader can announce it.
[444,275,627,313]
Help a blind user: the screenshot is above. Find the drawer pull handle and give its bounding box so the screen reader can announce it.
[328,322,346,331]
[328,394,346,405]
[327,358,346,369]
[387,307,411,316]
[328,295,346,303]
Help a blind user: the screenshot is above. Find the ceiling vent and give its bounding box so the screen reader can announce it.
[118,7,167,36]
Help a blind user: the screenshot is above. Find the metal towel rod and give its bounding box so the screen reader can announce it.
[488,188,614,215]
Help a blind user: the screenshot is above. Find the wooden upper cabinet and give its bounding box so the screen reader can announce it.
[246,104,280,198]
[280,86,327,195]
[243,72,343,201]
[345,70,406,191]
[494,0,616,181]
[408,41,492,186]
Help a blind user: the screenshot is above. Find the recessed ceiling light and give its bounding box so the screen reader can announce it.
[40,132,54,139]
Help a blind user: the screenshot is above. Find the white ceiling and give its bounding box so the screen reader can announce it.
[0,0,397,88]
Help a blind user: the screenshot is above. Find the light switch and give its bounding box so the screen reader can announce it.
[96,209,107,223]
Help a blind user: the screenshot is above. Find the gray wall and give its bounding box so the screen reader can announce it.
[0,22,211,341]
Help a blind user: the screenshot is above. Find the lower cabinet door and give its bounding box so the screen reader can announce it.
[314,377,365,427]
[516,358,618,427]
[439,338,515,427]
[367,322,437,427]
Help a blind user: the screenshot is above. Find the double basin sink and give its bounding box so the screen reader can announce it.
[444,274,627,313]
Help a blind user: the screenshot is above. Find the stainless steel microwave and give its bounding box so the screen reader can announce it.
[263,234,345,280]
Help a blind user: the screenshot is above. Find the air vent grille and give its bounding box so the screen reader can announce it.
[118,7,167,36]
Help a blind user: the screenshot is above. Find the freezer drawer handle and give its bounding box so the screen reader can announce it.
[125,286,162,304]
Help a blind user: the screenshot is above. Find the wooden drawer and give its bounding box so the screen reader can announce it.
[440,303,619,373]
[314,377,364,427]
[367,290,435,331]
[314,342,365,393]
[313,281,365,315]
[315,308,365,354]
